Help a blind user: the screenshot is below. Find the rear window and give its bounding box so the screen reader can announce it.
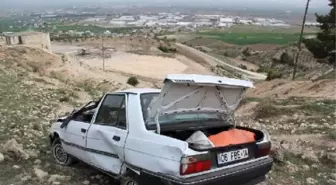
[140,93,160,122]
[141,93,234,126]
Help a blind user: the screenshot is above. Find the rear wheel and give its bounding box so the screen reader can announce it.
[52,138,76,166]
[120,173,140,185]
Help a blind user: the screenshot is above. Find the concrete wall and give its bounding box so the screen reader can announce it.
[3,32,51,53]
[20,32,51,53]
[0,36,5,45]
[6,36,20,45]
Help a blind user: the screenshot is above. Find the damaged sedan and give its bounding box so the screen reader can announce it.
[49,74,273,185]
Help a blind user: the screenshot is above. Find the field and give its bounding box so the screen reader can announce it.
[197,25,318,45]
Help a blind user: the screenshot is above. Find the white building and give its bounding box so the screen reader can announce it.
[109,20,126,26]
[139,15,159,21]
[112,16,135,21]
[127,20,146,26]
[239,19,253,25]
[220,17,235,23]
[176,22,193,26]
[218,22,233,27]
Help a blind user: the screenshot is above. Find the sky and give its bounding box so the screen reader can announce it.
[0,0,330,12]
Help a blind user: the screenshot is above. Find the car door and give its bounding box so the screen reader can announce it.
[59,119,91,163]
[86,93,128,175]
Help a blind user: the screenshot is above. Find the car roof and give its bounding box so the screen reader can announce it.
[115,88,161,94]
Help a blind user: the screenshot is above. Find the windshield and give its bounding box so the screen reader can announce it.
[140,93,233,126]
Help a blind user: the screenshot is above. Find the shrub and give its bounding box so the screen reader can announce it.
[158,45,177,53]
[280,52,294,65]
[239,64,247,70]
[266,70,282,81]
[127,77,139,86]
[328,131,336,140]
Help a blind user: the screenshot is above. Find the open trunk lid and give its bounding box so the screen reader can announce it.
[146,74,254,130]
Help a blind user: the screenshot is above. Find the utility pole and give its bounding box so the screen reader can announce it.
[101,34,105,71]
[292,0,311,80]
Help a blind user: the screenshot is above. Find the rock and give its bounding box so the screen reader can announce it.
[331,173,336,180]
[302,151,319,163]
[83,180,90,185]
[34,168,48,180]
[327,153,336,163]
[286,162,298,173]
[2,139,29,160]
[327,179,336,184]
[21,176,31,182]
[303,165,310,171]
[48,174,71,183]
[323,123,330,128]
[271,147,285,163]
[0,152,4,163]
[34,159,42,165]
[306,177,318,184]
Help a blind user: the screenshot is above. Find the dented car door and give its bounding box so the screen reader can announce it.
[60,120,91,163]
[85,93,128,175]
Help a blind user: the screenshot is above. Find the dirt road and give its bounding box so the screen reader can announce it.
[175,43,267,81]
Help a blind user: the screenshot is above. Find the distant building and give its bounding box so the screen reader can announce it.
[218,22,233,27]
[219,17,235,23]
[305,22,321,27]
[109,20,126,26]
[239,19,253,25]
[112,16,135,21]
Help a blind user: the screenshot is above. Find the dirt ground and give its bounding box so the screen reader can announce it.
[78,51,188,79]
[247,79,336,99]
[246,44,280,51]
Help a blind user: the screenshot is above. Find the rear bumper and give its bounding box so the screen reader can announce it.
[139,157,273,185]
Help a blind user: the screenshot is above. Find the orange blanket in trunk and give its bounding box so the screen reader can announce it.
[208,128,256,147]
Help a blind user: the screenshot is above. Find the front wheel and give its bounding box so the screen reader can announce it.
[51,138,76,166]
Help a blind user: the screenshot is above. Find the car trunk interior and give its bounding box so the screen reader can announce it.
[161,125,264,151]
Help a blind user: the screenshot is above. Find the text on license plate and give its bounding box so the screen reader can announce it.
[217,148,249,165]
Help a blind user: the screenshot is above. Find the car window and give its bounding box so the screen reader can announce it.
[140,93,160,122]
[94,94,127,129]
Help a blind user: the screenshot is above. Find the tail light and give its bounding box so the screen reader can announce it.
[180,155,211,175]
[256,141,271,158]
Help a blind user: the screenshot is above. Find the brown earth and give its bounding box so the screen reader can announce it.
[247,79,336,99]
[246,44,280,51]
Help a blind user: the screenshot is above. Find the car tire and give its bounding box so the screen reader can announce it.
[121,173,141,185]
[52,138,76,166]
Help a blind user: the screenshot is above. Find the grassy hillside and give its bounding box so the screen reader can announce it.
[197,25,318,45]
[198,32,314,45]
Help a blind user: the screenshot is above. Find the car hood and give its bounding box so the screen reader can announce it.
[146,74,254,124]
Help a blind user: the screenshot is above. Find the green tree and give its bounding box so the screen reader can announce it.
[314,0,336,67]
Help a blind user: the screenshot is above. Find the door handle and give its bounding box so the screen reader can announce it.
[113,136,121,141]
[81,128,87,133]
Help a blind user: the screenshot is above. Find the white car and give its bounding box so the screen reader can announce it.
[49,74,273,185]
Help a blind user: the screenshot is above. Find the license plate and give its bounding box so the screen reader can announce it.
[217,148,249,165]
